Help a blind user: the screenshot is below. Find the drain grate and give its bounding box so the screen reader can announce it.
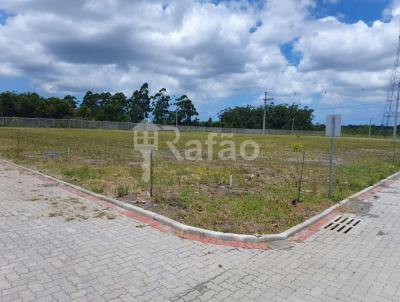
[324,216,361,234]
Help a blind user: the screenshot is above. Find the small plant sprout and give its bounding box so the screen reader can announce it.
[290,143,306,206]
[117,185,129,198]
[291,142,304,153]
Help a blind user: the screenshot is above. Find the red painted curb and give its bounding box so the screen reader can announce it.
[291,211,339,242]
[11,161,399,250]
[55,179,270,250]
[291,177,398,242]
[120,210,270,250]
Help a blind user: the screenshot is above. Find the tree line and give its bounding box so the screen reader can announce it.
[0,84,317,130]
[218,104,314,130]
[0,91,77,119]
[0,83,199,125]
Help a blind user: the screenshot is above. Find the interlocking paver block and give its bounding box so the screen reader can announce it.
[1,162,400,301]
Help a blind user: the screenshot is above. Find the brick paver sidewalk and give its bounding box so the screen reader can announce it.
[1,162,400,301]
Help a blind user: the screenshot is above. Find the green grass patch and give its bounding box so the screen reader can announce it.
[0,127,398,234]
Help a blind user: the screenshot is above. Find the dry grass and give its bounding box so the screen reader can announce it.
[0,127,398,234]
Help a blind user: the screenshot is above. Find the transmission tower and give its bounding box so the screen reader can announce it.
[382,35,400,130]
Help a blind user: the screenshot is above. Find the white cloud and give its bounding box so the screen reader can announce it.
[0,0,398,116]
[296,18,398,72]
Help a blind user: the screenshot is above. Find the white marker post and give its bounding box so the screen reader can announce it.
[326,114,342,197]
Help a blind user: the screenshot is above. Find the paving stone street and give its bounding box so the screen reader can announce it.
[1,162,400,301]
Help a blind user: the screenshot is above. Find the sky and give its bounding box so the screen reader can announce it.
[0,0,399,125]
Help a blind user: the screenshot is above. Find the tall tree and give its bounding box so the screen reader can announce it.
[76,91,98,119]
[110,92,128,121]
[95,92,113,121]
[35,97,75,119]
[219,105,260,129]
[175,95,198,125]
[76,91,128,121]
[128,83,151,122]
[0,92,19,117]
[18,92,41,117]
[63,95,77,109]
[97,92,128,121]
[151,88,170,124]
[219,104,314,130]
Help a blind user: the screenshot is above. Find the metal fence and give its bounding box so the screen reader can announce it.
[0,117,324,136]
[0,117,396,234]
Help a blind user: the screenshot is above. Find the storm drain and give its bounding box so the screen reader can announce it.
[324,216,361,234]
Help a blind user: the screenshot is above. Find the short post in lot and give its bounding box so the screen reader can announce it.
[292,117,296,135]
[292,150,306,206]
[328,130,334,197]
[368,118,372,141]
[326,114,342,197]
[297,151,305,202]
[149,149,154,197]
[17,128,20,157]
[67,131,70,155]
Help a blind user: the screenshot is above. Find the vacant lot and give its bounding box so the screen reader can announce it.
[0,127,397,234]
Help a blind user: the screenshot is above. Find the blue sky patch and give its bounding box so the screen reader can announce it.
[0,75,32,93]
[280,39,302,67]
[312,0,391,25]
[0,9,12,25]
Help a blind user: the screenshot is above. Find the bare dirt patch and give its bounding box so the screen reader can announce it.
[45,197,117,221]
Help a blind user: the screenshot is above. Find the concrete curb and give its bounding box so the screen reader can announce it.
[2,158,399,243]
